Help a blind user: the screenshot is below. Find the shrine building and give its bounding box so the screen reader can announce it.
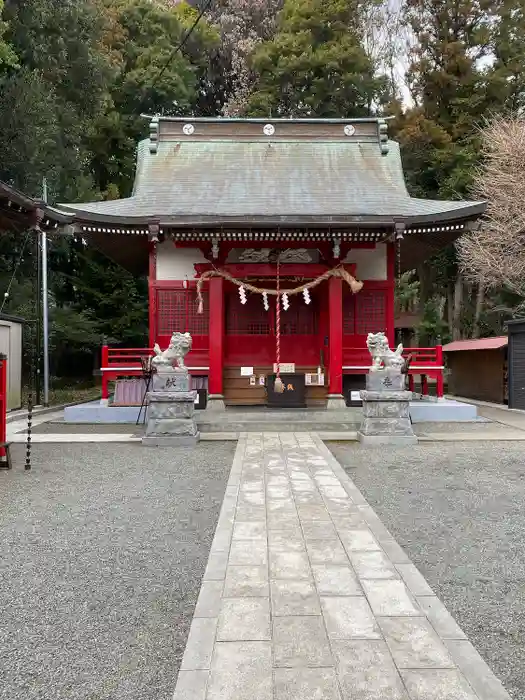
[57,117,486,409]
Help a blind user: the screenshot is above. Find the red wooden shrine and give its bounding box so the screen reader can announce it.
[54,116,485,407]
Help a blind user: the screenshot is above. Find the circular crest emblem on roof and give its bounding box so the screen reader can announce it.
[182,123,195,135]
[263,123,275,136]
[344,124,356,137]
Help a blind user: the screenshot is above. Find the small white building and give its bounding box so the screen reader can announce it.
[0,313,24,410]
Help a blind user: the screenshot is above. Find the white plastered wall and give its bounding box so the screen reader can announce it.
[343,243,387,280]
[155,242,207,280]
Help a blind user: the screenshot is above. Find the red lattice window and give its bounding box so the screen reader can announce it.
[343,290,386,335]
[281,298,318,335]
[157,288,209,335]
[226,291,271,335]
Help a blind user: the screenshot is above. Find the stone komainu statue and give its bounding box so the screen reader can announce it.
[152,332,192,369]
[366,332,405,372]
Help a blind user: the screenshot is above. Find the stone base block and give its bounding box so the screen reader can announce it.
[326,394,347,410]
[358,432,418,446]
[152,369,190,392]
[142,433,200,447]
[146,417,199,436]
[205,395,226,411]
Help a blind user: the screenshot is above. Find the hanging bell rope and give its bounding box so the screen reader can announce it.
[196,265,363,314]
[274,256,284,393]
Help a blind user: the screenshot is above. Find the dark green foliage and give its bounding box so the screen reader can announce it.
[246,0,384,117]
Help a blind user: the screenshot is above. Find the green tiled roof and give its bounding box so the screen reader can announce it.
[59,119,485,226]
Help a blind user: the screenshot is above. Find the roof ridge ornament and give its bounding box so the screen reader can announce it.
[377,119,389,156]
[149,115,160,154]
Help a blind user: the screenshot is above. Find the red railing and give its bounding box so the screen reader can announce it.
[100,345,211,401]
[342,345,444,397]
[0,355,8,464]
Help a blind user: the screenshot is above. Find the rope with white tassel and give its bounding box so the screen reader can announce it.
[274,257,284,393]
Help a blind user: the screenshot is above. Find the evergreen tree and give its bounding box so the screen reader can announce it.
[246,0,384,117]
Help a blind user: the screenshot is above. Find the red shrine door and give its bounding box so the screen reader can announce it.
[224,283,324,367]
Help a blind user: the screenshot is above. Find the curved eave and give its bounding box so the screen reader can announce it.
[59,204,486,228]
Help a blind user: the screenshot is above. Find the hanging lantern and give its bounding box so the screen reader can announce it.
[262,291,269,311]
[282,293,289,311]
[239,285,247,305]
[303,288,311,305]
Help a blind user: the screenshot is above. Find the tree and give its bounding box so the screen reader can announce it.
[246,0,384,117]
[391,0,501,340]
[458,117,525,309]
[488,1,525,114]
[0,0,17,68]
[206,0,283,116]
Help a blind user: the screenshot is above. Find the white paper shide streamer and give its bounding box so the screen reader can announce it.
[239,285,247,305]
[262,291,269,311]
[303,288,311,305]
[281,293,290,311]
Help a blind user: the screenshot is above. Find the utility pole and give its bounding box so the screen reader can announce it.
[35,207,42,407]
[41,178,50,406]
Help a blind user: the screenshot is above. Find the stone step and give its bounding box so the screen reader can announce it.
[198,420,360,433]
[199,409,362,422]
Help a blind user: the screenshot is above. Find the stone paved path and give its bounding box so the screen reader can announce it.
[173,433,511,700]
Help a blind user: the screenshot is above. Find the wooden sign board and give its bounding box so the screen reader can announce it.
[240,366,254,376]
[273,363,295,373]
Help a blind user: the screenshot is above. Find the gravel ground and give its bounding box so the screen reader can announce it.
[328,441,525,700]
[0,441,234,700]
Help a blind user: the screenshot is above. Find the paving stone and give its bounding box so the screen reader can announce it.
[236,505,267,521]
[349,550,399,581]
[217,598,271,641]
[180,617,218,670]
[274,668,342,700]
[268,530,306,552]
[194,580,224,617]
[399,669,479,700]
[302,520,337,540]
[312,564,362,596]
[233,521,267,541]
[306,538,349,564]
[206,641,272,700]
[321,596,381,640]
[273,616,333,667]
[416,596,467,640]
[270,550,312,580]
[379,538,410,564]
[203,551,228,581]
[211,527,232,552]
[332,639,408,700]
[229,539,268,566]
[362,580,420,617]
[330,513,368,530]
[172,670,210,700]
[297,504,332,521]
[271,579,321,616]
[268,511,301,530]
[396,562,435,596]
[340,529,381,552]
[378,617,455,669]
[224,565,269,597]
[268,499,297,513]
[444,639,512,700]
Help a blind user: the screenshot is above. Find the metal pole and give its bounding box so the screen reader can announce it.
[35,227,41,407]
[42,178,50,407]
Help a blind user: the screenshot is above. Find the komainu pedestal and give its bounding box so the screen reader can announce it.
[142,368,199,447]
[358,368,417,446]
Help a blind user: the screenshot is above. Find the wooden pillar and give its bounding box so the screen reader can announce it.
[328,276,344,403]
[386,240,396,346]
[208,276,225,407]
[148,241,157,349]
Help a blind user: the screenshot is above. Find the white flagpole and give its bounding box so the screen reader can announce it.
[42,178,50,407]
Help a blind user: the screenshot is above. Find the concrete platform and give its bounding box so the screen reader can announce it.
[64,398,479,427]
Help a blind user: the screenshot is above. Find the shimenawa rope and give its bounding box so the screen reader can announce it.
[196,265,363,314]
